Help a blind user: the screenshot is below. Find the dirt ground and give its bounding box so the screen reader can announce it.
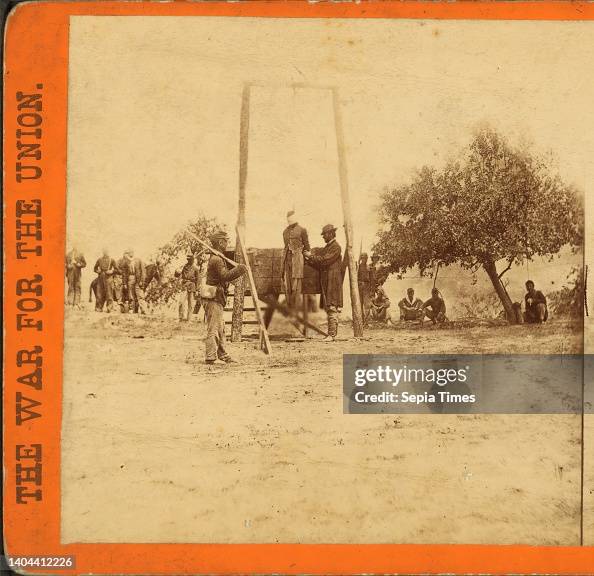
[61,308,588,545]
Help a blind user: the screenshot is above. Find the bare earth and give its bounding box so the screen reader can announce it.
[61,310,587,545]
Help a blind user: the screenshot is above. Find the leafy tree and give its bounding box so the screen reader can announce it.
[145,216,225,305]
[548,267,585,318]
[374,128,583,321]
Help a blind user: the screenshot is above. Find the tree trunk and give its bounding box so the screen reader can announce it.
[483,260,516,323]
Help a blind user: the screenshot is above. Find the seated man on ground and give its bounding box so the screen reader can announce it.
[523,280,548,323]
[370,284,393,324]
[398,288,424,321]
[422,288,447,324]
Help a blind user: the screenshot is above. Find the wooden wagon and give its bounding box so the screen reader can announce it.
[224,247,339,338]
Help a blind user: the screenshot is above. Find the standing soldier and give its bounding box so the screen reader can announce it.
[368,254,380,296]
[282,210,310,312]
[127,249,147,314]
[305,224,343,342]
[115,250,131,313]
[93,248,118,312]
[65,246,87,308]
[203,231,247,364]
[175,253,201,322]
[357,252,371,323]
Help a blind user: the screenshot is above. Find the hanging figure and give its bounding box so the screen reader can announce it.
[282,210,310,313]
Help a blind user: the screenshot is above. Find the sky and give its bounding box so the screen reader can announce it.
[66,16,593,295]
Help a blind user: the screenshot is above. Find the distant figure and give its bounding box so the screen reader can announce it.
[144,259,164,290]
[127,250,147,315]
[398,288,424,321]
[115,250,132,313]
[422,288,447,324]
[370,284,392,324]
[175,253,201,322]
[368,254,380,295]
[203,231,247,364]
[524,280,548,323]
[304,224,343,342]
[93,248,118,312]
[282,210,310,311]
[65,247,86,308]
[358,253,371,322]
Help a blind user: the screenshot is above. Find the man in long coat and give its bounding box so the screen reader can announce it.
[203,231,247,364]
[65,247,86,308]
[93,248,118,312]
[282,210,310,311]
[305,224,343,341]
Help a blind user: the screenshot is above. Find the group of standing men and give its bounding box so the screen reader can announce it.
[65,247,150,314]
[92,248,149,314]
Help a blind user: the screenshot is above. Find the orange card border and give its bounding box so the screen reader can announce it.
[3,1,594,574]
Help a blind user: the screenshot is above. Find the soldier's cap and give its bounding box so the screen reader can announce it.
[321,224,337,235]
[286,210,295,218]
[209,231,228,242]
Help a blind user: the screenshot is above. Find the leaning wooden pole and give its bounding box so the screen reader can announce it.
[231,84,251,342]
[332,87,364,337]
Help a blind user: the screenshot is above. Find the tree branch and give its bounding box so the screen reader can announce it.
[498,260,513,280]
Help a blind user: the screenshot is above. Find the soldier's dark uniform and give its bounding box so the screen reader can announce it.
[93,254,118,312]
[176,257,201,321]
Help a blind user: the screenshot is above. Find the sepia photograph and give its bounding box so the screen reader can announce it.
[58,15,591,548]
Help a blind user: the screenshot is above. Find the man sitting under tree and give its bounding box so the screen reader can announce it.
[524,280,548,323]
[398,288,424,321]
[422,288,447,324]
[370,284,393,325]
